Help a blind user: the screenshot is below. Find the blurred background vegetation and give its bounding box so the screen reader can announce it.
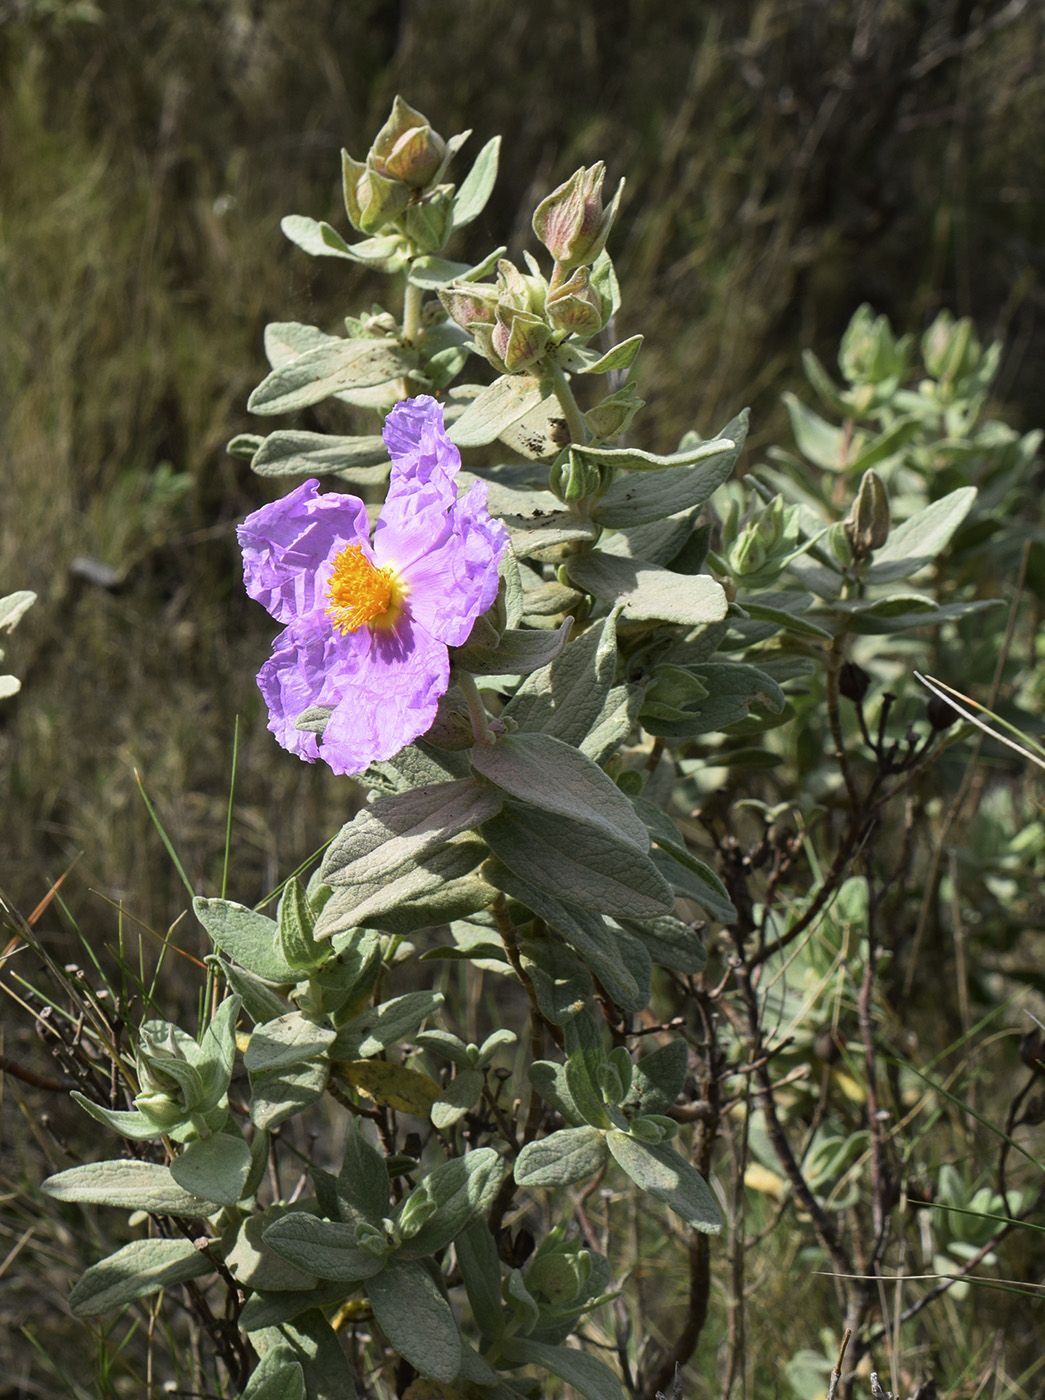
[1,1,1043,1395]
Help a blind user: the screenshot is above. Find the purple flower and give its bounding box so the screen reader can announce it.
[238,396,508,776]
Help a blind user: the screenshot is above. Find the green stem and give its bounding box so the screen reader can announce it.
[402,277,423,346]
[546,356,587,445]
[456,669,494,745]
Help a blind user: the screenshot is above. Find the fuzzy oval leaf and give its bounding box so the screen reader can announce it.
[248,339,415,415]
[470,733,649,853]
[244,1013,336,1072]
[481,807,673,921]
[447,375,546,448]
[43,1160,218,1216]
[263,1215,388,1283]
[487,857,648,1010]
[499,1337,625,1400]
[170,1134,252,1207]
[249,1059,329,1130]
[368,1258,462,1383]
[450,136,501,231]
[451,618,572,676]
[514,1126,608,1187]
[397,1148,507,1258]
[226,1204,319,1292]
[69,1237,215,1316]
[321,780,499,889]
[69,1091,168,1142]
[565,553,728,628]
[614,915,708,974]
[430,1067,484,1128]
[242,1349,306,1400]
[193,897,295,983]
[355,990,445,1057]
[593,417,746,528]
[251,431,389,479]
[315,836,488,939]
[865,485,977,582]
[606,1132,721,1233]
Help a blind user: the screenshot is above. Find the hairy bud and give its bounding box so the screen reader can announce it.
[844,469,890,560]
[532,163,623,271]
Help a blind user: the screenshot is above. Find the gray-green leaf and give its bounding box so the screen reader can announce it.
[481,807,673,921]
[262,1214,388,1283]
[43,1160,218,1216]
[367,1258,462,1383]
[514,1126,608,1187]
[566,553,728,628]
[69,1237,215,1316]
[606,1131,721,1233]
[248,339,415,415]
[170,1133,252,1207]
[471,732,649,853]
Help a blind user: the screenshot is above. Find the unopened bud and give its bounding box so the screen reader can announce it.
[491,307,551,373]
[496,257,544,314]
[838,661,871,704]
[926,693,958,731]
[369,96,446,188]
[439,281,500,330]
[544,265,606,337]
[844,469,890,560]
[341,151,411,235]
[532,163,623,271]
[549,448,606,503]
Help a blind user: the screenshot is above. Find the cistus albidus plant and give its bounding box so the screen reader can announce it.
[36,96,1044,1400]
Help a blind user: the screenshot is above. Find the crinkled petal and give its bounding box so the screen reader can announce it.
[382,395,460,511]
[375,479,506,646]
[239,479,370,624]
[320,617,450,775]
[256,614,371,765]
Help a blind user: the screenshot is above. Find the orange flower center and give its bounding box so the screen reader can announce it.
[325,544,404,634]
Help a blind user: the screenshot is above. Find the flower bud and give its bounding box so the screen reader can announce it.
[342,150,411,235]
[439,281,500,330]
[369,96,446,189]
[532,163,624,271]
[844,469,890,560]
[491,306,551,373]
[838,661,871,704]
[926,693,958,731]
[549,448,607,503]
[496,257,545,314]
[544,265,606,337]
[525,1228,592,1309]
[922,310,979,384]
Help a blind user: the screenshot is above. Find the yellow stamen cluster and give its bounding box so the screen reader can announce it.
[325,544,399,634]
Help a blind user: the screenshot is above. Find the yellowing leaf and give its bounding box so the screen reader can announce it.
[744,1163,788,1199]
[831,1069,867,1105]
[337,1060,442,1115]
[331,1299,372,1330]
